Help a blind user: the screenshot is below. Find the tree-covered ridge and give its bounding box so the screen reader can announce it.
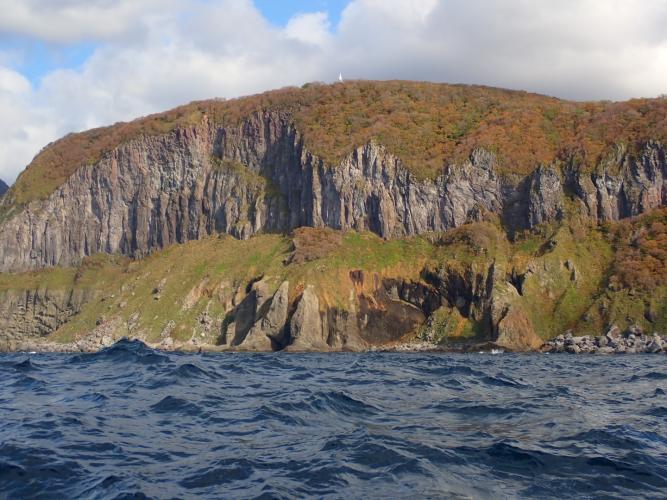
[7,80,667,205]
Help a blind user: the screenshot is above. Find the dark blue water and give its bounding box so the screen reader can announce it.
[1,340,666,499]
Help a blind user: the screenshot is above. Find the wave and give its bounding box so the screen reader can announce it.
[69,338,169,365]
[629,371,667,382]
[12,358,39,372]
[150,395,202,416]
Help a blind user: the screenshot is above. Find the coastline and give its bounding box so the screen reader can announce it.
[4,328,666,355]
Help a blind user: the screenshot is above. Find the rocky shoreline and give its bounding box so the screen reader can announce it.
[5,326,667,354]
[540,326,667,354]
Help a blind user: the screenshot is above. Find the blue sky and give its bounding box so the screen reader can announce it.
[255,0,348,27]
[0,0,666,183]
[0,37,95,84]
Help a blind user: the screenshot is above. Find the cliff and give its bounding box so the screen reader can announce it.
[0,81,665,352]
[0,179,7,197]
[0,114,664,273]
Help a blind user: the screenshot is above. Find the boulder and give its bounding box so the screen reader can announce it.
[647,339,663,353]
[627,324,643,336]
[606,325,621,340]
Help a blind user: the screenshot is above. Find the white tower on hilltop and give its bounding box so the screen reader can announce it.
[338,72,343,83]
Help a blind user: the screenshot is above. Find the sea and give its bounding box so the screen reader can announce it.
[1,339,666,499]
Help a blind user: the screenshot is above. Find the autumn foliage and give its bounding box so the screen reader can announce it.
[609,208,667,291]
[8,80,667,205]
[288,227,343,264]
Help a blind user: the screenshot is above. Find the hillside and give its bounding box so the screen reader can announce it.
[0,179,7,197]
[0,81,665,352]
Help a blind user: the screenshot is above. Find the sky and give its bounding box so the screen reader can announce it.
[0,0,666,184]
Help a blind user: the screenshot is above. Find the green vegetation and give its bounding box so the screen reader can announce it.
[0,223,503,344]
[513,223,615,339]
[2,206,665,347]
[419,306,484,344]
[3,229,438,344]
[0,253,127,291]
[7,80,667,206]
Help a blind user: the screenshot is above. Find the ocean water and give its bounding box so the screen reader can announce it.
[1,340,666,499]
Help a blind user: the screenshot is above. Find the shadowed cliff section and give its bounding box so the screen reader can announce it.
[0,179,7,197]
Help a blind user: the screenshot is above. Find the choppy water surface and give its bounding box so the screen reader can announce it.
[1,340,666,499]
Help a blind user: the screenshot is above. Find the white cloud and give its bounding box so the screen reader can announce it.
[0,66,30,95]
[286,12,332,46]
[0,66,57,182]
[1,0,667,184]
[0,0,178,43]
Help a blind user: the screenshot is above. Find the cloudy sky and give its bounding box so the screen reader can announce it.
[1,0,666,184]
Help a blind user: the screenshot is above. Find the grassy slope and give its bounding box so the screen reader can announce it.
[2,209,664,346]
[2,231,440,345]
[7,81,667,206]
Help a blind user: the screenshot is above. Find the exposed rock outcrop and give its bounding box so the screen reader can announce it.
[287,285,327,351]
[0,288,93,349]
[566,141,667,222]
[225,278,273,348]
[526,166,563,228]
[423,261,495,324]
[1,110,664,273]
[0,83,665,353]
[240,280,290,350]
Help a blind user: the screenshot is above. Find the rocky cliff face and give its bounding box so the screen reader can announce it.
[217,275,429,353]
[0,288,93,349]
[566,142,667,222]
[1,111,665,273]
[0,179,7,197]
[207,261,551,353]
